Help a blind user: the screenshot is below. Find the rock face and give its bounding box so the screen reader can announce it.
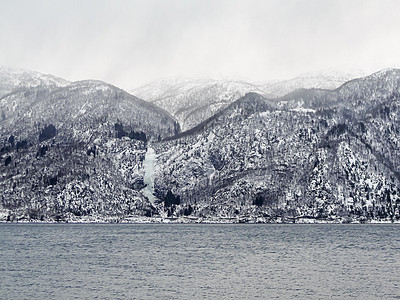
[1,67,400,223]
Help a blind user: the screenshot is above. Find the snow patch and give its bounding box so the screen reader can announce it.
[290,107,316,113]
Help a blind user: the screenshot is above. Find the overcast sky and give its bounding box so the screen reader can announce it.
[1,0,400,89]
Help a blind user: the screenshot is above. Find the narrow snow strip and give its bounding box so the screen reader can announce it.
[143,147,156,204]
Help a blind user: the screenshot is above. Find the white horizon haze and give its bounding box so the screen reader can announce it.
[1,0,400,90]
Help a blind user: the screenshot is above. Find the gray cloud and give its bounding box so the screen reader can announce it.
[1,0,400,89]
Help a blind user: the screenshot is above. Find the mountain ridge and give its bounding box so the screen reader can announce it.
[153,70,400,223]
[0,69,178,222]
[1,67,400,223]
[132,70,365,132]
[0,66,70,98]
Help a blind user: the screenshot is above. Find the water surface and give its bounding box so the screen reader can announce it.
[1,224,399,299]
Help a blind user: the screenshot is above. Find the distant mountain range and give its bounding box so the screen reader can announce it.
[261,69,366,97]
[132,70,364,131]
[132,78,268,131]
[1,67,399,223]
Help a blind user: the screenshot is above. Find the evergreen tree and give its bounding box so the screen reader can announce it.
[39,124,56,142]
[8,135,15,148]
[4,156,12,166]
[253,194,265,207]
[164,190,181,207]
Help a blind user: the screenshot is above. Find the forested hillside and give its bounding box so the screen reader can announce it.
[153,70,400,223]
[1,68,399,223]
[0,72,176,222]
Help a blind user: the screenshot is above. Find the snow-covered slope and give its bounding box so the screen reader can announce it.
[2,68,400,223]
[276,68,400,114]
[132,77,269,131]
[153,70,400,222]
[133,71,363,132]
[0,66,69,97]
[0,80,177,140]
[0,74,177,222]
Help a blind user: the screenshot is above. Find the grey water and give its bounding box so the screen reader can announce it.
[1,224,399,299]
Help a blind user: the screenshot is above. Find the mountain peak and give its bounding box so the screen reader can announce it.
[0,66,69,97]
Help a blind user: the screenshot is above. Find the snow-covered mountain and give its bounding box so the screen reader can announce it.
[132,77,269,131]
[0,70,177,222]
[276,69,400,114]
[153,70,400,222]
[1,79,177,140]
[1,67,400,223]
[132,71,363,132]
[0,66,69,97]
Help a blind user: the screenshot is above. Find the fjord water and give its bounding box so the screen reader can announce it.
[1,224,399,299]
